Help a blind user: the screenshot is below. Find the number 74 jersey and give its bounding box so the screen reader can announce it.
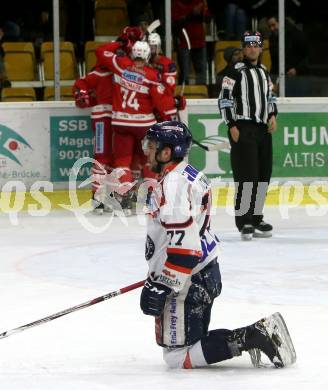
[144,161,220,293]
[95,42,178,128]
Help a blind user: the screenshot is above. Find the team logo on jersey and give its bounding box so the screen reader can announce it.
[158,274,181,287]
[182,164,199,182]
[104,51,114,58]
[145,235,155,260]
[219,98,233,109]
[157,84,165,94]
[222,76,235,90]
[163,267,178,278]
[166,76,175,85]
[122,70,144,84]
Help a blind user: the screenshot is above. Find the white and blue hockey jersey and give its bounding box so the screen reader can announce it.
[144,161,220,293]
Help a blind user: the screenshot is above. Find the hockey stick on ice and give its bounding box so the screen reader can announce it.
[147,19,161,34]
[0,280,145,340]
[192,138,230,151]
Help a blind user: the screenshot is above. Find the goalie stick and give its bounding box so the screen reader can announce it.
[0,280,145,341]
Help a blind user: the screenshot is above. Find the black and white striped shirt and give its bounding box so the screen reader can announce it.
[218,60,278,128]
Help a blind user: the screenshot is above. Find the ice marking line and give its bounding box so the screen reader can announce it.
[14,240,127,289]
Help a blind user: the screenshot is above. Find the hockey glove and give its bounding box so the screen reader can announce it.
[140,278,172,316]
[117,26,144,55]
[174,95,186,111]
[74,89,91,108]
[120,26,144,43]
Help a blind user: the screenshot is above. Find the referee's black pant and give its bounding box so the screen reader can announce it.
[228,120,273,231]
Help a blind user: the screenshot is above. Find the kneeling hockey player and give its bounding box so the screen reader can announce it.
[140,120,296,369]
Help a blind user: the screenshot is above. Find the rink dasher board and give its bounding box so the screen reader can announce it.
[0,183,327,213]
[0,100,327,210]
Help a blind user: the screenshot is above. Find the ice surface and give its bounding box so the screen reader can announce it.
[0,206,327,390]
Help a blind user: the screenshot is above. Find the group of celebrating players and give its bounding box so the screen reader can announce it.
[73,26,185,214]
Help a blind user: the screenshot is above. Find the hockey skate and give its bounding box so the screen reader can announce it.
[120,193,134,216]
[91,194,105,215]
[107,191,137,217]
[92,192,114,215]
[240,224,254,241]
[253,221,273,238]
[230,312,296,368]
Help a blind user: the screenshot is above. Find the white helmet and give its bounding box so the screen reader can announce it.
[131,41,151,62]
[148,33,161,46]
[148,33,161,55]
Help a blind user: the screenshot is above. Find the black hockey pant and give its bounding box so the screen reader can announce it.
[228,120,273,231]
[155,259,222,348]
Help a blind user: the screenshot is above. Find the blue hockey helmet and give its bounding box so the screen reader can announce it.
[144,120,193,160]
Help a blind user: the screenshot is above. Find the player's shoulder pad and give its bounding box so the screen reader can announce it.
[161,55,177,70]
[146,65,161,82]
[117,55,133,68]
[181,164,200,183]
[158,55,170,64]
[179,163,211,191]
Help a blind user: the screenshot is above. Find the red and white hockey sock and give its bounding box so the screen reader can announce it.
[91,162,110,200]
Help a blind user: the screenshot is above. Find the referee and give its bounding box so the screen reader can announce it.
[218,31,278,240]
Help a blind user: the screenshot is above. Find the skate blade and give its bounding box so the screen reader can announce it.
[262,312,297,367]
[248,348,269,368]
[93,208,104,215]
[249,349,275,368]
[103,205,114,213]
[253,230,272,238]
[122,208,133,217]
[241,233,253,241]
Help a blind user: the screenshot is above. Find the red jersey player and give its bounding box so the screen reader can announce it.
[95,39,178,211]
[148,33,177,94]
[73,26,144,214]
[148,32,186,111]
[73,66,113,214]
